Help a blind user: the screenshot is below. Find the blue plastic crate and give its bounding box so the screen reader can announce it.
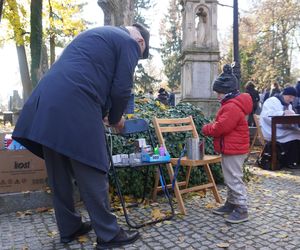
[141,152,170,163]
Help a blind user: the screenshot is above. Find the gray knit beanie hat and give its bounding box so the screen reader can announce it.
[213,64,238,94]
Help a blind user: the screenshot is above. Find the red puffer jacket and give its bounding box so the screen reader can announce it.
[202,93,252,155]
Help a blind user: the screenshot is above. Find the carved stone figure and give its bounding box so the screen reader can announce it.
[195,7,208,47]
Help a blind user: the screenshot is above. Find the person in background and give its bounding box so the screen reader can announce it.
[168,91,175,106]
[284,83,292,88]
[145,90,154,100]
[263,81,281,103]
[12,23,150,249]
[245,81,260,126]
[156,88,169,105]
[292,81,300,114]
[202,64,252,224]
[260,85,270,103]
[260,86,300,169]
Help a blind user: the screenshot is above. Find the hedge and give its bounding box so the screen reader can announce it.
[108,97,224,197]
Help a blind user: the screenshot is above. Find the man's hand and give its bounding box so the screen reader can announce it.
[284,110,296,116]
[103,116,110,126]
[111,116,125,133]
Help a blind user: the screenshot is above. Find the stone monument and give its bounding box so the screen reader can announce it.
[180,0,220,116]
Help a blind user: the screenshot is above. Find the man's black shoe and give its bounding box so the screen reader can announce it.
[60,221,92,243]
[96,228,140,249]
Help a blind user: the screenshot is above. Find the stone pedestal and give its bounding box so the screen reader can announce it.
[180,0,220,116]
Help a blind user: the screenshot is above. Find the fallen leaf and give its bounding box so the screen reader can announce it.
[150,202,160,206]
[260,229,270,235]
[219,226,229,233]
[164,220,172,225]
[205,203,217,209]
[16,211,24,217]
[141,204,150,209]
[198,191,206,198]
[24,210,33,215]
[48,230,58,238]
[206,233,213,239]
[48,208,55,213]
[36,207,51,213]
[177,214,185,219]
[216,242,230,248]
[177,235,185,243]
[151,208,164,220]
[77,235,89,243]
[124,195,135,203]
[16,210,33,218]
[277,190,288,195]
[276,234,288,239]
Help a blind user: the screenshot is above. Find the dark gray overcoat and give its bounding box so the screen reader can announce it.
[13,26,140,172]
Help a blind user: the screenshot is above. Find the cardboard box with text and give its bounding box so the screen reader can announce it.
[0,149,48,193]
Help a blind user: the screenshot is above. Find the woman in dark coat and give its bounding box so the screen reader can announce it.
[12,24,150,249]
[156,88,169,105]
[245,81,260,126]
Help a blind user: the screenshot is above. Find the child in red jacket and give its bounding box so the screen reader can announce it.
[202,64,252,223]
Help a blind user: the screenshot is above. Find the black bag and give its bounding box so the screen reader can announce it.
[257,142,286,170]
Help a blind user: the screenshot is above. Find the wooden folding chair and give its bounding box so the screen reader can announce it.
[152,116,222,215]
[250,114,266,155]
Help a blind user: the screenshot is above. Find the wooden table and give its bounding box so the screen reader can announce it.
[271,115,300,170]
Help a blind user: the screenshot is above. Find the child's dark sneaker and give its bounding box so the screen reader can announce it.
[225,206,249,223]
[212,201,235,215]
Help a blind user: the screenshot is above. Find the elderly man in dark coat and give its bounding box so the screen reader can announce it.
[12,23,149,249]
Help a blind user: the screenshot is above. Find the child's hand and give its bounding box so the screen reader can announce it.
[202,124,209,135]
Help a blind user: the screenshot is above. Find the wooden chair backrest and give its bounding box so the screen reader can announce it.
[253,114,266,146]
[153,116,199,148]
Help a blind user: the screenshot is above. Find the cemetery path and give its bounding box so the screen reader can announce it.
[1,165,300,249]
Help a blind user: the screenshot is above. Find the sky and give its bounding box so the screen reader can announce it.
[0,0,249,108]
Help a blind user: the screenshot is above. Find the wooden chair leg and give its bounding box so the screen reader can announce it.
[152,168,160,201]
[204,164,222,203]
[250,130,258,152]
[185,166,192,188]
[166,163,187,215]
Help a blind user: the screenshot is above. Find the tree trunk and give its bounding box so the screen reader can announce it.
[0,0,4,22]
[48,0,56,65]
[97,0,134,26]
[38,43,49,79]
[30,0,43,88]
[50,34,56,65]
[6,0,33,101]
[16,45,32,102]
